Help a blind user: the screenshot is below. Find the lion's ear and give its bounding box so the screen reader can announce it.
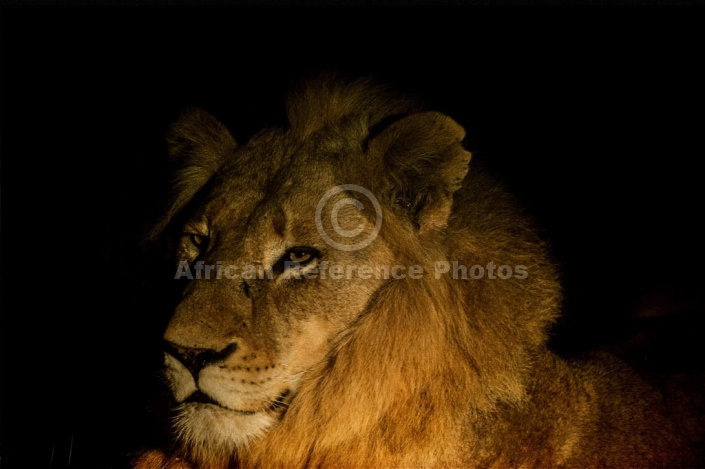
[166,107,237,178]
[149,108,237,240]
[367,111,471,233]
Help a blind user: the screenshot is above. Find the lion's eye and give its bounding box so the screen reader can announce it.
[273,247,320,275]
[190,234,207,248]
[288,250,312,263]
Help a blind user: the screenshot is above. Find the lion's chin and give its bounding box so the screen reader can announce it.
[173,402,276,462]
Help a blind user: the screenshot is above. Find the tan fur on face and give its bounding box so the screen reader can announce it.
[135,75,704,469]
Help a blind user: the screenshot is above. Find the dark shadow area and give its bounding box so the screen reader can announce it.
[1,7,703,468]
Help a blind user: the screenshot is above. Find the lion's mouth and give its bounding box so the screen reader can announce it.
[183,389,291,415]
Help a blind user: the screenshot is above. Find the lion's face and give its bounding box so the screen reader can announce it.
[163,134,398,454]
[154,79,475,464]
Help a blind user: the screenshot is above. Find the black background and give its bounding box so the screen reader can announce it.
[2,7,704,469]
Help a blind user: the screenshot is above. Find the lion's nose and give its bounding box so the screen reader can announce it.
[163,340,238,377]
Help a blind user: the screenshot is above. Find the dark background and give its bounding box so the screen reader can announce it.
[2,7,704,469]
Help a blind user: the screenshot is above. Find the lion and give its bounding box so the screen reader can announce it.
[134,74,704,468]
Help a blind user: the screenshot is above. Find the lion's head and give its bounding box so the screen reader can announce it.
[147,74,560,468]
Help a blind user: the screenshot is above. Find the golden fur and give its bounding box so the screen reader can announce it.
[134,74,703,468]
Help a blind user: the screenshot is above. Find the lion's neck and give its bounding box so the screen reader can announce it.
[240,274,492,468]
